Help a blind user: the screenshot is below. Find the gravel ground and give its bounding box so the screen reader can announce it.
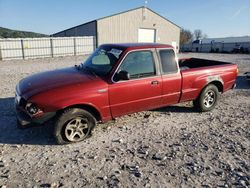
[0,53,249,187]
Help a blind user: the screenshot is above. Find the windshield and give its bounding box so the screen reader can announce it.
[81,46,124,76]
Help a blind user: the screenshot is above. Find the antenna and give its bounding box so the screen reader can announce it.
[143,0,148,21]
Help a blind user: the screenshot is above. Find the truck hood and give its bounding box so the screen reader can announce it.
[17,67,102,99]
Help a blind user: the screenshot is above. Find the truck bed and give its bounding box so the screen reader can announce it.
[179,58,231,70]
[178,58,237,103]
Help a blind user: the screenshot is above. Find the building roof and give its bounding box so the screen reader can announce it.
[52,6,180,36]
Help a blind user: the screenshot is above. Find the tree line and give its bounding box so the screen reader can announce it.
[0,27,48,38]
[180,29,207,46]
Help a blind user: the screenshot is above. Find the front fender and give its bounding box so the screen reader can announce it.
[29,87,111,121]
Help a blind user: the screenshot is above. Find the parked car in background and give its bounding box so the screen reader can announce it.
[15,43,238,144]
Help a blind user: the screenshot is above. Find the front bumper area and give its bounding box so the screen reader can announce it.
[15,90,56,128]
[16,107,56,129]
[245,72,250,80]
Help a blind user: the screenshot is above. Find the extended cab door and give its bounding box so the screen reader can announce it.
[157,49,182,106]
[109,49,162,118]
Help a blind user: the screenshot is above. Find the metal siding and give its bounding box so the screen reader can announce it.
[54,21,97,37]
[97,8,180,49]
[0,37,95,60]
[53,31,65,37]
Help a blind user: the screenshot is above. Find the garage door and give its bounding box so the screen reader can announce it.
[138,28,156,43]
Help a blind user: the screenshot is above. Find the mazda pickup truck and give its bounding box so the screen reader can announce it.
[15,43,238,144]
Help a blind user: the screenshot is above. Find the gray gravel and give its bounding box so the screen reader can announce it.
[0,53,249,187]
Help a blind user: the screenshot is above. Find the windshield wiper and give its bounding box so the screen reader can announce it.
[75,64,81,70]
[75,64,98,77]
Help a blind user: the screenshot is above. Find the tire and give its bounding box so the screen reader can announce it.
[193,84,219,112]
[54,108,96,144]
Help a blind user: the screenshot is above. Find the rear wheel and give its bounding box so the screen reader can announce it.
[54,108,96,144]
[193,84,219,112]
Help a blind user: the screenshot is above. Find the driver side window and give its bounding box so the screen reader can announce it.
[119,51,156,79]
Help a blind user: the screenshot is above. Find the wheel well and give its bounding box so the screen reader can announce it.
[209,81,223,93]
[58,104,101,122]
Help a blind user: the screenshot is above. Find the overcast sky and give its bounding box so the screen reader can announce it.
[0,0,249,38]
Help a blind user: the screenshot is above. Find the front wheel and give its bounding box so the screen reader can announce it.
[193,84,219,112]
[54,108,96,144]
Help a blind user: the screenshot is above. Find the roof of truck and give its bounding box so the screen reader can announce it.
[101,43,173,50]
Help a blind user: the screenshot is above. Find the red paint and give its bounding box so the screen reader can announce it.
[109,76,162,117]
[16,43,238,123]
[180,64,238,102]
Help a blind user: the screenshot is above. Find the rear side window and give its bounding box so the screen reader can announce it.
[119,51,156,79]
[159,49,178,74]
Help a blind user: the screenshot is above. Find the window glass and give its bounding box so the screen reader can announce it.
[159,49,178,73]
[92,54,110,65]
[119,51,156,79]
[82,47,123,76]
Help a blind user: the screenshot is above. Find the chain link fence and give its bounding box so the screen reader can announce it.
[0,36,96,60]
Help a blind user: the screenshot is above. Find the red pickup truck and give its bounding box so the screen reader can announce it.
[15,43,238,144]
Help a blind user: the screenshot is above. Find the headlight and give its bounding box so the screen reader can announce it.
[25,103,39,115]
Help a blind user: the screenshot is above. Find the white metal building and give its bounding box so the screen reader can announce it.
[181,36,250,53]
[52,7,181,51]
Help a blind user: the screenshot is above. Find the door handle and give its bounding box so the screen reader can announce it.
[151,80,159,85]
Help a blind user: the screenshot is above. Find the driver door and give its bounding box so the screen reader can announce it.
[108,50,162,118]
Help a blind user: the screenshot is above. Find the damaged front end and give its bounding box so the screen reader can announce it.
[15,88,55,129]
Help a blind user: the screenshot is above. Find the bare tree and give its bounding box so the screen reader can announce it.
[180,28,193,45]
[203,34,208,39]
[194,29,203,40]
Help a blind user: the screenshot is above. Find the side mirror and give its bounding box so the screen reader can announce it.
[117,70,130,81]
